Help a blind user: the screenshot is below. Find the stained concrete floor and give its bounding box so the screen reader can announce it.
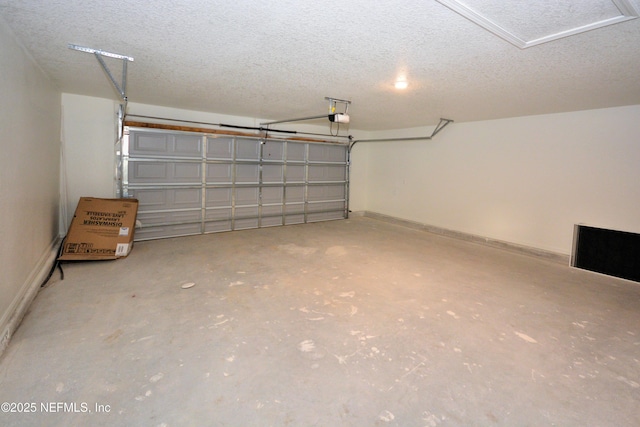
[1,216,639,426]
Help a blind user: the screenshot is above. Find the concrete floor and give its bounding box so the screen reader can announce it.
[1,216,639,426]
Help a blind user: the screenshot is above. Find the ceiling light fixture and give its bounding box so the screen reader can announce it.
[395,80,409,90]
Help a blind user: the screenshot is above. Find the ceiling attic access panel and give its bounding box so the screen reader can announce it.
[437,0,640,48]
[119,127,348,240]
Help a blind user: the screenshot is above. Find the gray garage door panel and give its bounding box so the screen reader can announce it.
[308,165,347,182]
[263,140,284,160]
[236,165,260,183]
[204,220,232,233]
[121,127,348,241]
[308,144,346,162]
[135,223,202,240]
[309,184,345,199]
[130,132,203,158]
[287,165,306,182]
[206,137,234,159]
[136,209,201,227]
[236,139,261,160]
[129,187,202,210]
[205,187,232,207]
[262,187,283,204]
[129,161,202,184]
[205,208,232,221]
[206,164,233,184]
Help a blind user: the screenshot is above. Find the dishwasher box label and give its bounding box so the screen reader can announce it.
[59,197,139,261]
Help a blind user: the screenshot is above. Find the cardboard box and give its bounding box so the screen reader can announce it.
[59,197,139,261]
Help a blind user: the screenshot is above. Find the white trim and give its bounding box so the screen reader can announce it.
[0,238,61,356]
[437,0,640,49]
[359,211,570,265]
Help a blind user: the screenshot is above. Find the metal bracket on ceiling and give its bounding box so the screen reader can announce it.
[68,44,134,141]
[68,44,134,102]
[349,118,454,153]
[344,117,453,219]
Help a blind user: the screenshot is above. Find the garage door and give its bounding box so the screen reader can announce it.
[119,127,348,241]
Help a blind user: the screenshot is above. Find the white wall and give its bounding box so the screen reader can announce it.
[0,17,60,350]
[357,105,640,255]
[60,94,119,229]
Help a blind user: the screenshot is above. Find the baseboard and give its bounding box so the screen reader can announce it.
[358,211,570,265]
[0,237,61,357]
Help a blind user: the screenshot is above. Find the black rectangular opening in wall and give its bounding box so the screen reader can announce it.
[572,224,640,282]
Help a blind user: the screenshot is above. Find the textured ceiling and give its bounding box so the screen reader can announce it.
[1,0,640,131]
